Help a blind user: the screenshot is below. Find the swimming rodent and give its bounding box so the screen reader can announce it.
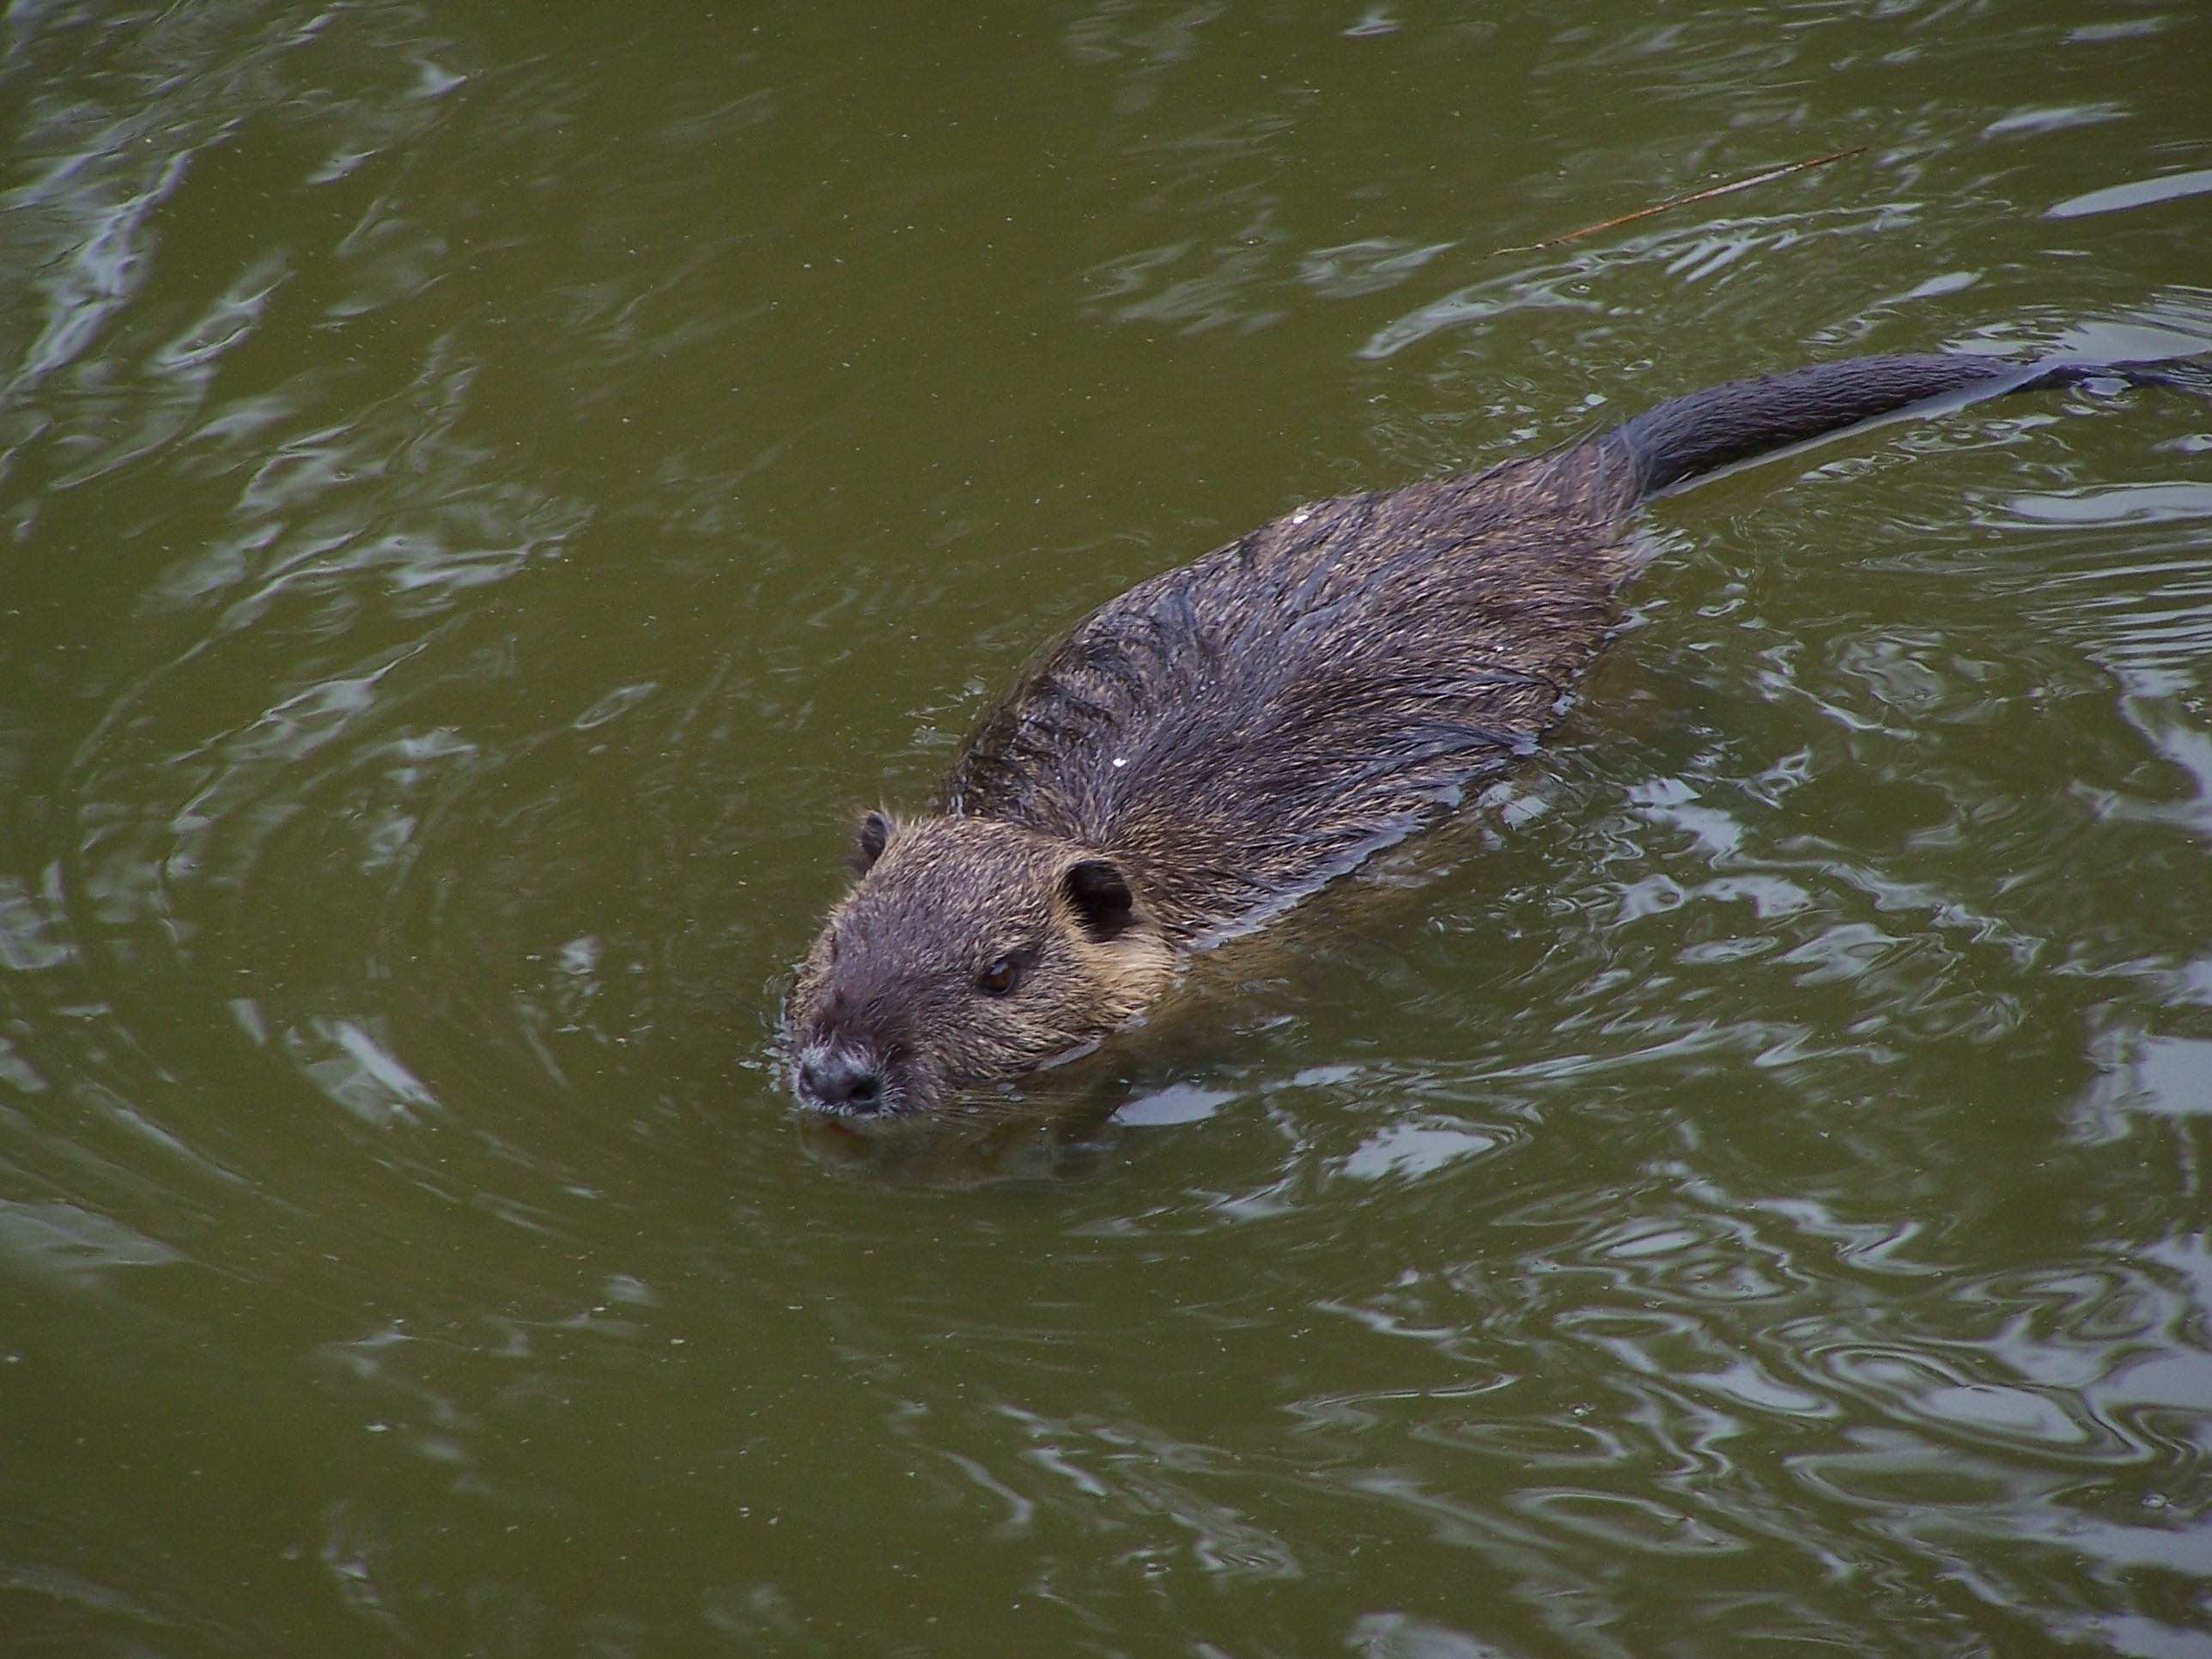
[787,346,2210,1116]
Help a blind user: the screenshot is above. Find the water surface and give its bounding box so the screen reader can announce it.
[3,2,2211,1653]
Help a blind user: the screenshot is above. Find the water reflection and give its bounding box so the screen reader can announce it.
[793,1091,1129,1188]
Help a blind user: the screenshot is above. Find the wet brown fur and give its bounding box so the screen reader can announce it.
[786,348,2212,1115]
[789,817,1176,1117]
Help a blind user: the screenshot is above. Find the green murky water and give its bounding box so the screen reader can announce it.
[4,3,2212,1653]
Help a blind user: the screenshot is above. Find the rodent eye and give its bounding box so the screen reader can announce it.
[977,953,1022,997]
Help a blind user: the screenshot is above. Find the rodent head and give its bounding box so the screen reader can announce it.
[785,811,1175,1117]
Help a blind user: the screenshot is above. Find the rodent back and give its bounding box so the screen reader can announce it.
[938,445,1641,939]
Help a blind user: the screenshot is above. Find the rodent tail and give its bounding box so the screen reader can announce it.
[1604,349,2212,501]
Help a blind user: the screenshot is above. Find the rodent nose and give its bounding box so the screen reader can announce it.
[797,1050,884,1113]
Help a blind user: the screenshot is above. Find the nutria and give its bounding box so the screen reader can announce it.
[787,346,2209,1116]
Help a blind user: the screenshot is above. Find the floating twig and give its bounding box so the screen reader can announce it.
[1482,145,1869,259]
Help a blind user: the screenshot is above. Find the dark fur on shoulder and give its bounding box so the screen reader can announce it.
[939,445,1640,938]
[786,346,2209,1115]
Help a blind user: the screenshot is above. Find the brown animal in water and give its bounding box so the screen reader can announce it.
[787,348,2210,1116]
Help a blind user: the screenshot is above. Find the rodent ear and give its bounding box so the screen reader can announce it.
[853,811,892,872]
[1060,858,1135,942]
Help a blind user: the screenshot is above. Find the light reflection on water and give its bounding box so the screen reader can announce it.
[2,0,2210,1654]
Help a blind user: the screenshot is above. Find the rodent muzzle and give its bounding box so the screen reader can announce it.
[791,1042,888,1115]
